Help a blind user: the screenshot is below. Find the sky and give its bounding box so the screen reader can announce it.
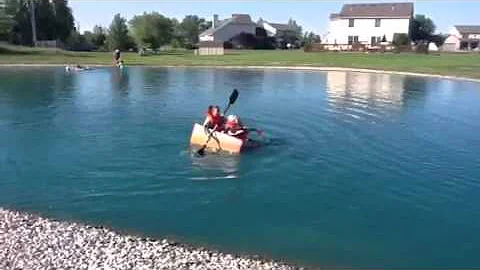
[69,0,480,35]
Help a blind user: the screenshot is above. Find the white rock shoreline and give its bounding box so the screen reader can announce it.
[0,208,302,270]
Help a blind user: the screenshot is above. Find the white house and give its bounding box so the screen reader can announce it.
[324,2,414,46]
[199,14,256,43]
[442,25,480,51]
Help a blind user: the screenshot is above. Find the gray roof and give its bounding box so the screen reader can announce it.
[455,25,480,34]
[200,14,254,37]
[338,2,414,18]
[268,23,294,32]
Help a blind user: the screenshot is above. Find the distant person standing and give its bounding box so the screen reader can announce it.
[113,49,123,67]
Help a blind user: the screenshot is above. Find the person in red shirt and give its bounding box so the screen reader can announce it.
[225,115,249,141]
[203,105,225,131]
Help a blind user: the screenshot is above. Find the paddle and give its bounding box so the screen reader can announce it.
[196,89,239,156]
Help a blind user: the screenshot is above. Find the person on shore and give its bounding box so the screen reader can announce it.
[225,115,249,141]
[203,105,225,131]
[113,49,123,67]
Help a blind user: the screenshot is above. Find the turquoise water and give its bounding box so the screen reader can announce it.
[1,67,480,268]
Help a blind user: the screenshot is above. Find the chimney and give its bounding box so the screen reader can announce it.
[213,14,219,28]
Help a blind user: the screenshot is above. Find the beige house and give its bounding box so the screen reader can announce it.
[443,25,480,51]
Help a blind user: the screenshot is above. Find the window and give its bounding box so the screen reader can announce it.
[375,19,381,27]
[371,36,382,45]
[348,19,354,27]
[348,36,359,45]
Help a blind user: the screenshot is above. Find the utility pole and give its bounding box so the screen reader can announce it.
[30,0,37,46]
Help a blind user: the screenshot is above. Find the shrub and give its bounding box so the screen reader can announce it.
[393,33,409,46]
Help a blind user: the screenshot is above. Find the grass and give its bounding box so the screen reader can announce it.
[1,44,480,79]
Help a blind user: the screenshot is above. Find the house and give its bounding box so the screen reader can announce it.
[324,2,414,48]
[442,25,480,51]
[257,19,295,37]
[199,14,256,43]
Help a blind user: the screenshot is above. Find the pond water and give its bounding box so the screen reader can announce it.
[1,67,480,268]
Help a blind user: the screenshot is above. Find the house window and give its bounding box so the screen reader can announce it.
[375,19,381,27]
[348,36,359,45]
[371,36,376,45]
[348,19,354,27]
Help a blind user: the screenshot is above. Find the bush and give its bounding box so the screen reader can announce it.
[303,42,313,52]
[393,33,409,46]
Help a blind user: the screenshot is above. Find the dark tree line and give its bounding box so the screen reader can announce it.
[0,0,74,46]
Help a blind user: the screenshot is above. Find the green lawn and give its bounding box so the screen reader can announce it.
[1,44,480,79]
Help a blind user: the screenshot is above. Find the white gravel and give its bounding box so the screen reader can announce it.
[0,208,301,270]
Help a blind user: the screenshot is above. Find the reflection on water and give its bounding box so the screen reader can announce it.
[326,71,405,110]
[190,153,241,180]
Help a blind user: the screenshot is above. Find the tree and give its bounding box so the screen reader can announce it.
[411,14,436,44]
[107,13,130,51]
[5,0,32,45]
[85,25,106,49]
[53,0,74,42]
[287,18,302,39]
[177,15,206,46]
[303,31,321,45]
[35,0,56,40]
[0,0,13,41]
[392,33,409,46]
[431,33,448,47]
[129,12,173,49]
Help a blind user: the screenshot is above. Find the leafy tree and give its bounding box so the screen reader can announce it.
[129,12,173,49]
[230,32,257,49]
[85,25,106,48]
[0,0,13,41]
[66,30,93,51]
[431,33,448,47]
[52,0,74,42]
[255,27,275,49]
[107,13,130,51]
[5,0,32,45]
[177,15,206,46]
[393,33,409,46]
[411,14,435,44]
[35,0,56,40]
[303,31,321,44]
[287,18,302,39]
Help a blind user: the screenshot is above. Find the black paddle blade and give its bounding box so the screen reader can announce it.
[196,146,206,156]
[229,89,239,105]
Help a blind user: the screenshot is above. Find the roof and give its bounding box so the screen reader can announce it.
[338,2,414,18]
[455,25,480,34]
[200,14,254,37]
[268,23,294,32]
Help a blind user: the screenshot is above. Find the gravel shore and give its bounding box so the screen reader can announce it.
[0,208,299,270]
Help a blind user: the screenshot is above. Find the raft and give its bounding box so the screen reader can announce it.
[189,123,245,154]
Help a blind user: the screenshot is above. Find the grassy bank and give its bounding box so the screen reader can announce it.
[1,44,480,79]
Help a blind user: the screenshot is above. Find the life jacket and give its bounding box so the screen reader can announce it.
[225,117,248,141]
[207,112,224,130]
